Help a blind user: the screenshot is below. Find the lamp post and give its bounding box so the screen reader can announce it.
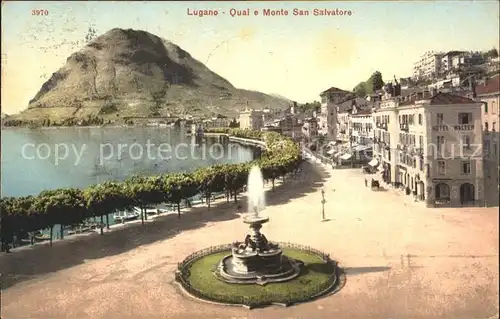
[349,128,354,168]
[321,189,326,220]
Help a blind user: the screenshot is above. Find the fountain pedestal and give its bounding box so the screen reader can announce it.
[217,214,301,285]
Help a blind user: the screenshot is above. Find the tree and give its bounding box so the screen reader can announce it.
[84,182,133,234]
[368,71,384,92]
[125,176,165,225]
[353,82,367,97]
[485,48,499,59]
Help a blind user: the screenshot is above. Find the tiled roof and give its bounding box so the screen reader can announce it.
[336,97,370,113]
[399,92,476,106]
[320,86,351,95]
[351,109,372,116]
[475,75,500,96]
[429,93,475,105]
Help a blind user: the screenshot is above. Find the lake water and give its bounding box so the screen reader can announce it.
[1,127,254,197]
[1,127,255,242]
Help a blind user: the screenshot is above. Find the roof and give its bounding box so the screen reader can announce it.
[320,86,351,95]
[399,92,476,106]
[429,93,475,105]
[336,97,370,113]
[351,109,372,116]
[475,75,500,96]
[443,50,467,57]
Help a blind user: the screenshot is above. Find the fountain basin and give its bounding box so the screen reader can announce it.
[217,252,301,285]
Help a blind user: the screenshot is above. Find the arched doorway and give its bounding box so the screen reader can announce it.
[460,183,475,205]
[435,183,450,202]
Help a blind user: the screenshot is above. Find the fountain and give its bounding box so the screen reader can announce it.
[217,166,301,285]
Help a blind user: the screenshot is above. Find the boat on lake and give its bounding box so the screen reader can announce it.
[113,209,140,222]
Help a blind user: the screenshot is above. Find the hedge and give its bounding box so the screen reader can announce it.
[0,128,303,247]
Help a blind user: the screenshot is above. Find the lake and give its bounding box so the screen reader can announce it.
[1,127,255,242]
[1,127,255,197]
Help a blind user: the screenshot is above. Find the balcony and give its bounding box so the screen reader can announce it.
[376,122,382,128]
[381,123,388,130]
[400,123,409,132]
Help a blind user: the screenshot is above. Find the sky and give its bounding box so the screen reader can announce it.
[1,1,499,114]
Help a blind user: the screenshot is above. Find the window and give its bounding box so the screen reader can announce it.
[418,114,423,125]
[485,122,489,131]
[461,161,471,175]
[458,112,472,125]
[437,160,446,175]
[437,136,444,152]
[484,102,488,113]
[462,135,471,149]
[484,140,490,154]
[493,122,497,132]
[493,101,497,114]
[435,183,450,199]
[419,135,424,148]
[437,113,444,125]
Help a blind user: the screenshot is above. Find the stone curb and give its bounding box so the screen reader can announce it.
[175,243,339,309]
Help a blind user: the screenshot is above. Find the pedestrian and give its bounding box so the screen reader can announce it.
[364,178,368,187]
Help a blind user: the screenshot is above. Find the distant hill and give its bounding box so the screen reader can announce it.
[14,28,290,122]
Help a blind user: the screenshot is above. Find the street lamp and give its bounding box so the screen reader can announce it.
[321,189,326,221]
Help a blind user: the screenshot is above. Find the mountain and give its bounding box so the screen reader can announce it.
[15,28,290,122]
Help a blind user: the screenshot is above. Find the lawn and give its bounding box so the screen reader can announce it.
[185,248,336,305]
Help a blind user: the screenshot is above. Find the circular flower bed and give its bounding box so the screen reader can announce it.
[175,243,338,308]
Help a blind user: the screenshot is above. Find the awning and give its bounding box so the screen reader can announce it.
[327,149,335,155]
[355,145,372,152]
[368,159,379,167]
[340,153,352,160]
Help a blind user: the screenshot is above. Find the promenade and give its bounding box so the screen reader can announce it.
[1,160,498,319]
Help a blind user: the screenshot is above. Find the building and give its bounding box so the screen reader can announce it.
[350,106,374,147]
[319,87,352,141]
[413,51,444,79]
[372,83,484,207]
[239,108,264,131]
[475,75,500,206]
[302,117,319,141]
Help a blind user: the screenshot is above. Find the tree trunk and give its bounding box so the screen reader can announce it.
[49,226,53,246]
[226,190,230,202]
[100,215,104,234]
[140,206,144,225]
[105,214,110,229]
[234,189,238,203]
[60,224,64,240]
[207,194,211,210]
[272,179,275,191]
[177,203,181,218]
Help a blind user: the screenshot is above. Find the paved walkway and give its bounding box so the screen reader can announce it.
[1,161,498,319]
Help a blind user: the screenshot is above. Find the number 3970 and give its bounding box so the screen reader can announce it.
[32,9,49,16]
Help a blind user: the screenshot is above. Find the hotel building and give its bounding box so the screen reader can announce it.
[372,85,484,207]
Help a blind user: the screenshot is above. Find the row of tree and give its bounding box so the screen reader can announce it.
[0,129,303,249]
